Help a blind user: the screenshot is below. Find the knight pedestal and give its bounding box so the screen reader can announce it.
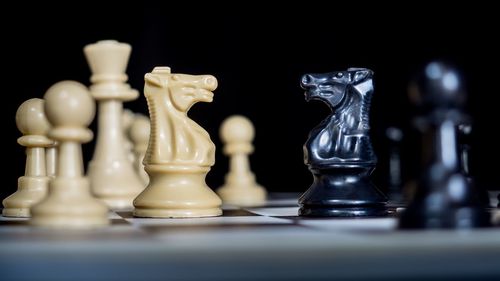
[298,68,387,217]
[300,165,386,216]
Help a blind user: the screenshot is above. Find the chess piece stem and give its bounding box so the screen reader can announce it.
[386,127,405,204]
[122,109,136,163]
[129,114,150,184]
[46,145,57,177]
[2,99,52,217]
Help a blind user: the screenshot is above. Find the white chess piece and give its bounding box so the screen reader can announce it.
[2,99,52,217]
[45,142,57,178]
[133,67,222,218]
[217,115,267,206]
[494,210,500,226]
[30,81,109,228]
[122,109,136,163]
[84,40,144,210]
[129,114,150,185]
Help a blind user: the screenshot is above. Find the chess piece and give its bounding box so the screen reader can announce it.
[129,114,150,184]
[494,209,500,225]
[122,109,136,163]
[399,62,490,229]
[217,115,267,206]
[84,40,144,210]
[2,99,52,217]
[30,81,109,228]
[457,124,490,207]
[45,141,57,177]
[299,68,387,217]
[133,67,222,218]
[386,127,405,204]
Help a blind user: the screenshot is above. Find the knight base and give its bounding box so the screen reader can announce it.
[133,166,222,218]
[298,166,387,217]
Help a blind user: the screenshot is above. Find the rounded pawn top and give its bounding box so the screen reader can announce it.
[129,115,150,145]
[410,61,466,109]
[220,115,255,144]
[44,81,95,129]
[16,98,50,136]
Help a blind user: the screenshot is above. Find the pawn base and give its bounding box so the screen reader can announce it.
[217,184,267,207]
[30,177,109,228]
[2,176,49,218]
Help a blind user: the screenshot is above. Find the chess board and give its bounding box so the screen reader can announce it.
[1,193,500,281]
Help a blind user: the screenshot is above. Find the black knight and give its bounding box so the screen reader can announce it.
[299,68,387,217]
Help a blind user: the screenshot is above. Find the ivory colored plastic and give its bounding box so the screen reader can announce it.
[30,81,109,228]
[217,115,267,206]
[45,145,57,177]
[122,108,136,163]
[133,67,222,218]
[85,40,144,210]
[129,114,150,184]
[2,99,52,217]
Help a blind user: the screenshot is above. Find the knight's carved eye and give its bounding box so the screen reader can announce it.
[172,75,180,81]
[335,73,343,79]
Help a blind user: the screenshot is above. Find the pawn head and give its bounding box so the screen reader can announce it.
[16,98,50,136]
[409,61,466,109]
[44,81,95,128]
[220,115,255,144]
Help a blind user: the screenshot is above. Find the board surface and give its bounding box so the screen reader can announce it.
[1,193,500,281]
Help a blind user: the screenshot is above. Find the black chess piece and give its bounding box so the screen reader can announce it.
[457,124,490,207]
[386,127,405,204]
[399,62,490,229]
[298,68,387,217]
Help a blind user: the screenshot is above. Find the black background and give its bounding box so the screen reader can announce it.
[2,4,499,201]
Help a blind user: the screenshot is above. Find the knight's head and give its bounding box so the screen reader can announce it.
[300,68,373,108]
[144,66,218,112]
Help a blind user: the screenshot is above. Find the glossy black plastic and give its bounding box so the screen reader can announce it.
[299,68,387,217]
[399,62,490,229]
[457,123,490,206]
[386,127,404,204]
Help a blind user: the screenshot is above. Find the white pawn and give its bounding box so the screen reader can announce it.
[129,114,150,185]
[45,141,57,178]
[2,99,53,217]
[122,109,136,163]
[84,40,144,210]
[217,115,267,206]
[31,81,109,228]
